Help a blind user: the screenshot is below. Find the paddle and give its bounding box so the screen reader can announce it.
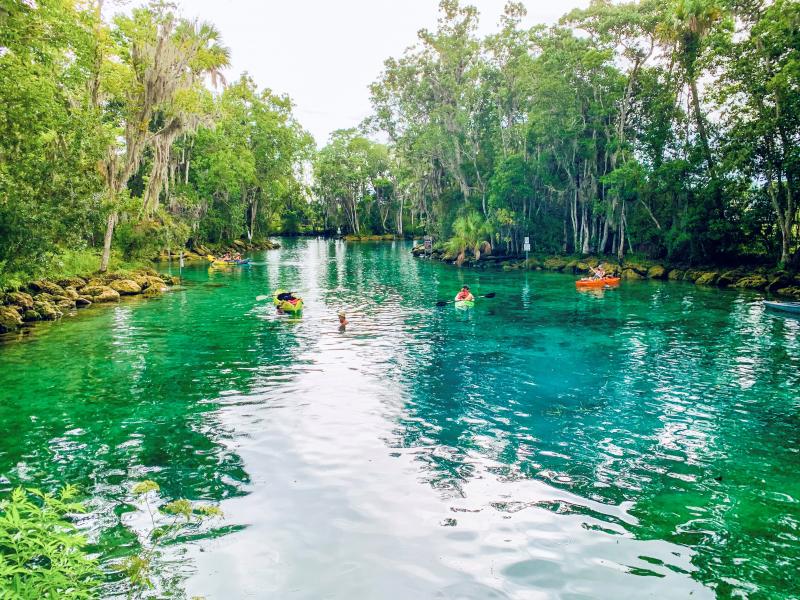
[436,292,495,307]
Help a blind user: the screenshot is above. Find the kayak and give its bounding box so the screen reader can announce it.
[764,300,800,314]
[576,277,621,288]
[455,299,474,310]
[207,255,250,266]
[272,289,304,313]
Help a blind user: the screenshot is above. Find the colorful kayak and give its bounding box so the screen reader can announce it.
[273,289,304,313]
[207,255,250,266]
[764,300,800,314]
[576,277,621,288]
[454,299,475,310]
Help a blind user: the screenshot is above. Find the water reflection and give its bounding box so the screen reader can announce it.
[1,239,798,599]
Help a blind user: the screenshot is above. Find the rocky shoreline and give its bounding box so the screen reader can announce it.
[411,245,800,300]
[0,268,179,334]
[0,239,282,335]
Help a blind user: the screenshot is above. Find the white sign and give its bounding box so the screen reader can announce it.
[423,236,433,251]
[523,242,531,252]
[524,236,530,245]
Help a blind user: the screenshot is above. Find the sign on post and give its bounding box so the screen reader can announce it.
[523,236,531,253]
[424,236,433,253]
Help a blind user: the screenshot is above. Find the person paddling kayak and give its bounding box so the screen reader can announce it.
[455,285,474,302]
[589,264,606,280]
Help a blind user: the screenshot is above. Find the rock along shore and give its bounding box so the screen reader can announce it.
[0,267,178,334]
[411,244,800,301]
[0,239,282,335]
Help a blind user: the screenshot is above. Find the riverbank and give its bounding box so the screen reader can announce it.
[0,239,281,334]
[411,244,800,299]
[1,237,797,599]
[0,268,180,334]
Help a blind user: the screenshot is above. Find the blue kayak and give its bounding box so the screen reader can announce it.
[764,300,800,314]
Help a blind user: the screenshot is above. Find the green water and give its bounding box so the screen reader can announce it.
[1,238,798,599]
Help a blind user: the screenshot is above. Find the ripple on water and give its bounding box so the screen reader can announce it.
[1,239,798,599]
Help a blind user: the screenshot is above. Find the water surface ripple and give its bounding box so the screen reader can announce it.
[1,238,798,599]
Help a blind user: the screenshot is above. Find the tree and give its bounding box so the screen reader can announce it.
[97,5,230,271]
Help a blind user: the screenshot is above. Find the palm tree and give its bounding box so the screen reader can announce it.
[446,211,492,265]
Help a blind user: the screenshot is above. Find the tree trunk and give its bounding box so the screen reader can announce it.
[100,212,117,273]
[689,79,713,174]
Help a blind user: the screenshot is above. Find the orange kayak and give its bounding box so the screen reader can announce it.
[576,277,621,288]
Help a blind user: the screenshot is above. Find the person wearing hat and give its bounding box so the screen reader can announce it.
[338,310,349,332]
[455,285,474,302]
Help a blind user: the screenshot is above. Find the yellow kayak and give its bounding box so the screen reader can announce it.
[272,289,304,313]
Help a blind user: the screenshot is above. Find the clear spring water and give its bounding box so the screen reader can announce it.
[0,238,798,599]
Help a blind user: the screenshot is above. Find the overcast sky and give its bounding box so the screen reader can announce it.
[116,1,588,146]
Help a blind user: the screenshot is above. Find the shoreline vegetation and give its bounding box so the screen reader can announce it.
[3,0,798,297]
[1,0,799,597]
[411,242,800,300]
[0,239,279,336]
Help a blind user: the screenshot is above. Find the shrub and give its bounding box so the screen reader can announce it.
[0,486,101,599]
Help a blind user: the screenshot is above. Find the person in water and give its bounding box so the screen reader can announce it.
[455,285,474,302]
[338,310,349,332]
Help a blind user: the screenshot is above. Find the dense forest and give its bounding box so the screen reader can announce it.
[0,0,312,287]
[317,0,799,268]
[1,0,799,290]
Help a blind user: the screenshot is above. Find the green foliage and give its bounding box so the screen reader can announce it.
[0,2,310,284]
[0,0,106,279]
[0,486,101,599]
[366,0,799,265]
[445,211,492,263]
[118,480,223,599]
[313,129,394,235]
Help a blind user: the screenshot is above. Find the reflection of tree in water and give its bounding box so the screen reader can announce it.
[389,284,800,598]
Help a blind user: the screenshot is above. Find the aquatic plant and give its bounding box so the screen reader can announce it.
[0,485,101,599]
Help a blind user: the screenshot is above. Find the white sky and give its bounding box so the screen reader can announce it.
[117,1,588,146]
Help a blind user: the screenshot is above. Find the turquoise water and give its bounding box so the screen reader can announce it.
[1,238,798,599]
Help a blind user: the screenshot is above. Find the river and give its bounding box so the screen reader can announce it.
[1,238,798,599]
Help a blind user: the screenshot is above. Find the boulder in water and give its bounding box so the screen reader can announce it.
[543,257,568,271]
[22,309,41,322]
[622,268,644,280]
[717,270,744,287]
[75,296,92,307]
[0,306,23,332]
[80,285,120,303]
[110,279,142,295]
[776,286,800,299]
[623,261,648,275]
[667,269,684,280]
[695,272,719,286]
[646,265,667,279]
[56,298,76,310]
[142,286,163,297]
[733,275,769,289]
[4,291,34,310]
[33,300,61,320]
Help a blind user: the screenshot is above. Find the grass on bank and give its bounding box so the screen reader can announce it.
[0,249,154,292]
